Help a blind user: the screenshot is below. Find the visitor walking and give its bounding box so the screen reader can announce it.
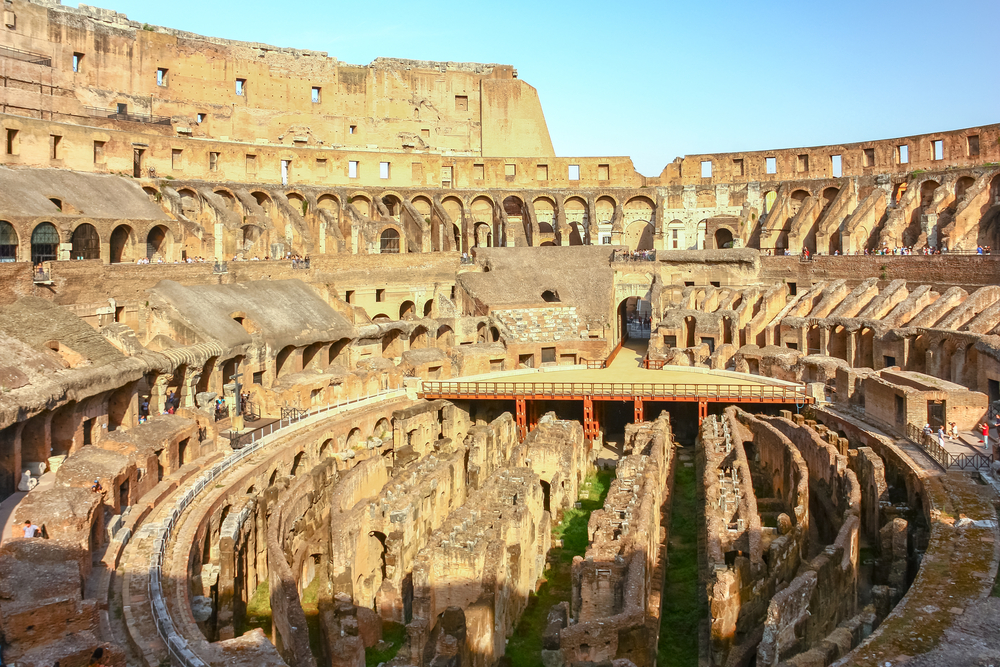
[981,422,989,448]
[937,425,945,449]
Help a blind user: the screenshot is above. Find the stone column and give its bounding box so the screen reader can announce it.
[819,326,830,357]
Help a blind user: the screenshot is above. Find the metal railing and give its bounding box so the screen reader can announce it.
[420,380,811,402]
[147,386,405,667]
[583,359,607,369]
[904,423,995,470]
[32,269,52,284]
[0,45,52,67]
[84,106,172,125]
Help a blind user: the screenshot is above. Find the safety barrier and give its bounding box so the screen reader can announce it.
[904,423,995,471]
[146,387,405,667]
[421,380,811,403]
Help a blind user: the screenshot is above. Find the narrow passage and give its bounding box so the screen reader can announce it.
[657,445,699,667]
[506,470,614,665]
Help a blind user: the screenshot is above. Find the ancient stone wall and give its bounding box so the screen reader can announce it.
[555,414,673,667]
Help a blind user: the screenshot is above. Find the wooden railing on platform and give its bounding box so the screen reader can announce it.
[420,380,811,403]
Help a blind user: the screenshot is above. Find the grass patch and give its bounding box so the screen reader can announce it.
[366,621,406,667]
[240,581,272,637]
[506,469,613,666]
[657,455,699,667]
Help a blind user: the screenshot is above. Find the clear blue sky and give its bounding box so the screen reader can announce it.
[92,0,999,176]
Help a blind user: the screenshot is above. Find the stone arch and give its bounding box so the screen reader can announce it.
[715,227,734,249]
[350,193,373,219]
[109,224,137,264]
[821,187,840,209]
[242,225,264,257]
[762,191,777,215]
[411,195,432,218]
[381,193,403,218]
[423,299,434,317]
[251,191,273,215]
[275,345,297,379]
[177,188,200,217]
[214,189,239,213]
[146,224,173,261]
[564,196,587,245]
[409,326,428,349]
[380,227,400,254]
[30,222,60,264]
[399,301,416,320]
[346,428,363,450]
[533,196,556,235]
[317,193,340,211]
[70,223,100,260]
[624,220,654,251]
[436,325,454,349]
[666,219,685,250]
[142,186,160,203]
[474,222,492,248]
[955,176,976,202]
[0,221,16,262]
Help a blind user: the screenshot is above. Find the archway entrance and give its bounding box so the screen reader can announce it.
[31,222,59,264]
[714,228,734,249]
[71,224,101,260]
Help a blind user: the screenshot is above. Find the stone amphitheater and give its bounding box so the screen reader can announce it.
[0,2,998,667]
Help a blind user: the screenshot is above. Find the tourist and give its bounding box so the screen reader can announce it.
[21,520,40,538]
[91,479,103,493]
[922,422,932,436]
[937,425,945,449]
[980,422,989,447]
[949,421,958,441]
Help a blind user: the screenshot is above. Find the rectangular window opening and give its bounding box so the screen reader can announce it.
[245,153,257,176]
[765,157,776,174]
[568,164,580,180]
[968,135,980,157]
[209,152,219,171]
[473,163,484,180]
[733,158,744,176]
[156,67,168,87]
[197,113,206,124]
[50,134,61,160]
[73,52,83,72]
[700,160,712,178]
[171,148,182,170]
[505,163,516,178]
[897,145,909,164]
[311,86,321,103]
[316,158,328,173]
[236,78,246,96]
[93,140,105,163]
[376,288,385,302]
[455,95,468,111]
[349,125,356,135]
[541,347,556,365]
[535,164,546,180]
[349,160,359,179]
[933,139,944,161]
[831,154,842,177]
[379,161,390,179]
[440,165,453,188]
[598,163,609,180]
[5,128,18,155]
[788,282,797,296]
[863,147,875,167]
[345,290,354,304]
[420,128,430,139]
[797,154,809,172]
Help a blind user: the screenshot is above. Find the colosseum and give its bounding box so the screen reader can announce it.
[0,2,998,667]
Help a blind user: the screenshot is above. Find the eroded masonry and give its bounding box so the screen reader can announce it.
[0,2,998,667]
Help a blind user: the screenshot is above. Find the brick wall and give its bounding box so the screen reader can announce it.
[761,255,1000,290]
[493,306,582,342]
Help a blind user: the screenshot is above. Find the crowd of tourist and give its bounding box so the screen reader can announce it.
[613,249,656,262]
[767,245,994,257]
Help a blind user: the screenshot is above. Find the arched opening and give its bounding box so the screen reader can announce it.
[109,225,135,264]
[623,196,655,250]
[504,196,527,244]
[623,221,654,251]
[382,330,402,358]
[70,223,100,260]
[241,225,263,258]
[541,290,560,303]
[423,299,434,317]
[489,326,500,342]
[379,228,400,254]
[723,316,733,345]
[178,437,190,466]
[215,189,239,213]
[715,227,734,249]
[474,222,492,248]
[381,194,402,218]
[251,191,273,215]
[476,323,487,343]
[807,325,821,355]
[346,428,363,450]
[955,176,976,202]
[107,383,133,432]
[328,338,351,369]
[409,326,428,349]
[319,439,333,458]
[30,222,59,264]
[399,301,416,320]
[0,221,18,262]
[540,480,551,513]
[275,345,297,379]
[301,341,323,370]
[685,316,696,348]
[471,196,495,246]
[667,220,685,250]
[146,225,171,260]
[436,326,454,349]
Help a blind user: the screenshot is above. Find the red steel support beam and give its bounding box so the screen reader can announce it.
[634,397,644,424]
[516,398,527,441]
[698,400,708,425]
